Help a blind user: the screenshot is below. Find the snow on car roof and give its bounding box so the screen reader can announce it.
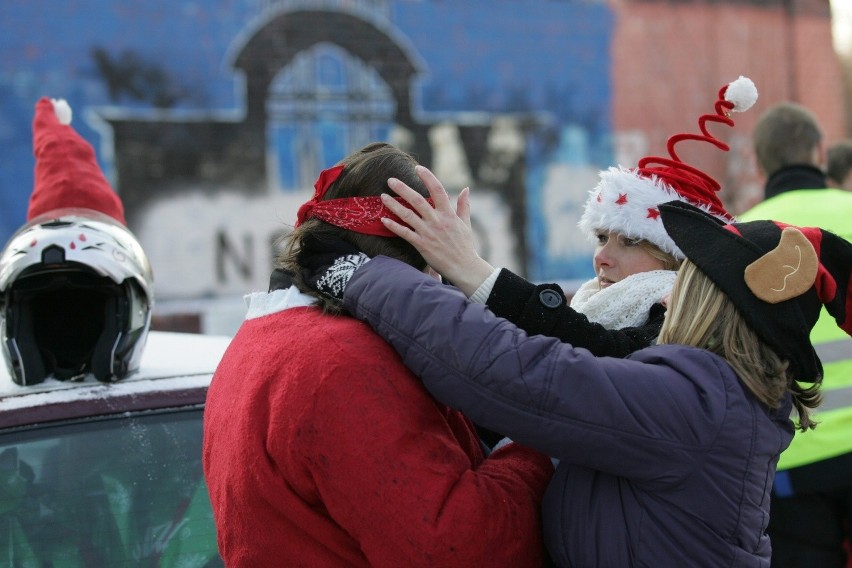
[0,331,232,411]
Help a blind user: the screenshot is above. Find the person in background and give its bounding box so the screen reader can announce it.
[301,194,852,567]
[827,140,852,191]
[741,101,852,568]
[202,143,554,568]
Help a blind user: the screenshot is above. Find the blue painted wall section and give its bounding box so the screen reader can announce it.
[0,0,612,290]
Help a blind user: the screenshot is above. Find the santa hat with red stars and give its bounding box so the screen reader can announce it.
[28,96,126,224]
[578,76,758,259]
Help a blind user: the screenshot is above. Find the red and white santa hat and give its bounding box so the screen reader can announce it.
[578,76,758,259]
[28,97,126,224]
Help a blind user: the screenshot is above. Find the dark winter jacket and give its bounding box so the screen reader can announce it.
[344,256,795,568]
[487,268,665,357]
[762,164,826,200]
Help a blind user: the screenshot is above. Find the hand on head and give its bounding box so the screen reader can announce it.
[383,165,495,296]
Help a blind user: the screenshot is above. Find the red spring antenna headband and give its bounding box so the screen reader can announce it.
[637,76,758,221]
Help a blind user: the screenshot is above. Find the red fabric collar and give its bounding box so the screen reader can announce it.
[296,165,432,237]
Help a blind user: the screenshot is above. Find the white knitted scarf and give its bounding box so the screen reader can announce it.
[569,270,678,330]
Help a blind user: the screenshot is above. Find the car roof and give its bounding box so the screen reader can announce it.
[0,331,232,428]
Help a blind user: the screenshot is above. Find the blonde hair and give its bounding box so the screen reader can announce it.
[638,240,681,271]
[659,260,820,431]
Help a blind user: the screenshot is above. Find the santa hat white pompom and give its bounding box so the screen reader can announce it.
[50,98,72,125]
[725,76,758,113]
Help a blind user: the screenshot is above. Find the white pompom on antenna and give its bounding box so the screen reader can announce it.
[725,76,758,113]
[50,98,72,125]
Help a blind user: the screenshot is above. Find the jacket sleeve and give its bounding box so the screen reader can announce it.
[296,322,553,568]
[486,268,663,356]
[344,256,733,487]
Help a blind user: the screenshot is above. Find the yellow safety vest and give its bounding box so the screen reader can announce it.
[739,188,852,470]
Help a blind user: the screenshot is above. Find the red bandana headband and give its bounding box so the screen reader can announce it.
[295,165,433,237]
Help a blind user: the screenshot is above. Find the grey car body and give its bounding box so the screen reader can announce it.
[0,330,231,567]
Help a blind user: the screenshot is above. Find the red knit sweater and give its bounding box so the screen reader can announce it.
[203,302,553,567]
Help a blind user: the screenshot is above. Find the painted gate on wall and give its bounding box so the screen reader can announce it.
[0,0,614,330]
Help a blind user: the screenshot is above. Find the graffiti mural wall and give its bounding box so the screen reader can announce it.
[1,1,627,331]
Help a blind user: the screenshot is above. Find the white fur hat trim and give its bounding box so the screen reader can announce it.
[578,166,707,259]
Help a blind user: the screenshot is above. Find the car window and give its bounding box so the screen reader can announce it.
[0,407,222,567]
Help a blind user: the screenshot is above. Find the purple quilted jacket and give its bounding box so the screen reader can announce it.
[344,256,795,568]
